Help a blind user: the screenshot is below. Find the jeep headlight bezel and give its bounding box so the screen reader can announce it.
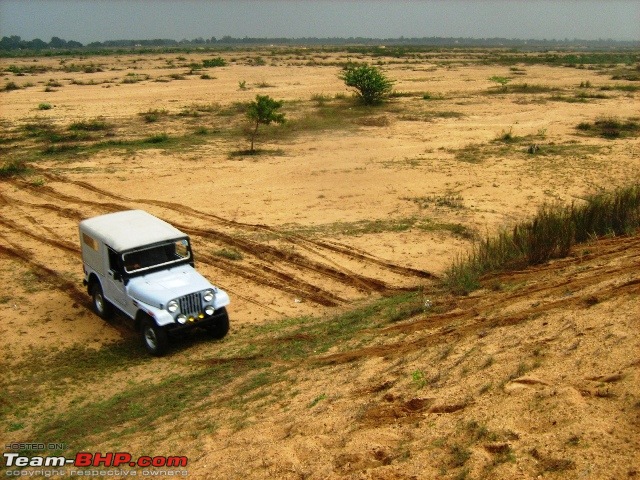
[167,300,179,313]
[203,289,214,302]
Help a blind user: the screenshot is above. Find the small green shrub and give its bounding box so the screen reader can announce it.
[203,57,226,68]
[146,133,169,143]
[411,370,426,389]
[449,444,471,467]
[140,108,168,123]
[0,159,28,178]
[576,117,640,139]
[121,73,149,84]
[339,63,394,105]
[255,81,275,88]
[249,57,266,66]
[68,118,109,131]
[3,81,20,91]
[495,127,517,143]
[38,103,52,110]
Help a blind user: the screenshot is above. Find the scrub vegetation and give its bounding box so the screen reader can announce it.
[444,184,640,294]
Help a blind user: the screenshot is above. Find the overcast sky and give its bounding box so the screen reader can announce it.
[0,0,638,43]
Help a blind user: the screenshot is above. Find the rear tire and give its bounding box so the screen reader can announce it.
[91,282,113,320]
[206,307,230,340]
[141,316,169,356]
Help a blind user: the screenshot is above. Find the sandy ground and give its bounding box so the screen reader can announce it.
[1,48,639,478]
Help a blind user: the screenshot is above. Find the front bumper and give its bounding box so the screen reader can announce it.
[165,307,228,333]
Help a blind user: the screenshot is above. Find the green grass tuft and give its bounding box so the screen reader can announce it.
[0,159,29,178]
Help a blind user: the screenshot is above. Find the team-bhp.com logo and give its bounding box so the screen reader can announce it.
[4,452,188,468]
[3,450,188,477]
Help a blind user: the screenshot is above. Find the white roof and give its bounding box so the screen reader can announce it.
[79,210,187,251]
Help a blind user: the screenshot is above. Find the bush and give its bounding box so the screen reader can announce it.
[146,133,169,143]
[444,185,640,294]
[203,57,226,68]
[140,109,168,123]
[0,159,28,178]
[576,117,640,139]
[339,63,394,105]
[3,81,20,91]
[68,118,109,131]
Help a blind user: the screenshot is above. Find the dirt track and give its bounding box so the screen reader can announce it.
[0,168,438,353]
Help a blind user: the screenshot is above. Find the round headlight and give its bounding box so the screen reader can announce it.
[177,314,187,324]
[205,305,215,316]
[167,300,179,313]
[203,290,214,302]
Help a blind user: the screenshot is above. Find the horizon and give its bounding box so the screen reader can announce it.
[1,1,638,45]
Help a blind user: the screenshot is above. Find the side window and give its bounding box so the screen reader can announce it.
[107,248,122,272]
[175,239,189,259]
[82,233,98,251]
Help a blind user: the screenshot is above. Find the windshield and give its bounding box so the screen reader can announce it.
[123,239,190,273]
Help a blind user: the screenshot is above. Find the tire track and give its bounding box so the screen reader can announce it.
[0,191,343,306]
[2,185,352,306]
[179,223,392,294]
[34,171,435,280]
[8,177,431,304]
[317,234,640,365]
[305,237,437,279]
[0,216,79,256]
[197,252,343,307]
[2,182,367,306]
[0,240,86,304]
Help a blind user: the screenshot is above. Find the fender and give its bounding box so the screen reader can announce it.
[133,298,175,327]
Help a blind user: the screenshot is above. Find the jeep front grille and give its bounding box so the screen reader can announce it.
[179,292,202,316]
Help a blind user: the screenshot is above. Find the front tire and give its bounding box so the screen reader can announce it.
[141,316,169,356]
[91,282,113,320]
[206,307,229,339]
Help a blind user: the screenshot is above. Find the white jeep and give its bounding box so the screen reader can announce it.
[79,210,230,356]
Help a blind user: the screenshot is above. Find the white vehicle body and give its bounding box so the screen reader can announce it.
[79,210,230,355]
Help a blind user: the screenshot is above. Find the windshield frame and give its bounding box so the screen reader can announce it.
[121,237,192,275]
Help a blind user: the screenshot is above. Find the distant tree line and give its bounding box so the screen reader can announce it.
[0,35,83,50]
[1,34,638,52]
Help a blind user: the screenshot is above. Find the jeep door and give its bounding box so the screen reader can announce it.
[104,247,131,315]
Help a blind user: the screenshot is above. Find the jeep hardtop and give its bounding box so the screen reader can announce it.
[79,209,230,356]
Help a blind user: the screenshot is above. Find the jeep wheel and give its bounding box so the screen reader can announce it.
[91,282,113,320]
[206,307,229,339]
[141,316,169,356]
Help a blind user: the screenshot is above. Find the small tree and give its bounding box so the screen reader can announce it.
[246,94,285,153]
[489,75,511,92]
[339,63,394,105]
